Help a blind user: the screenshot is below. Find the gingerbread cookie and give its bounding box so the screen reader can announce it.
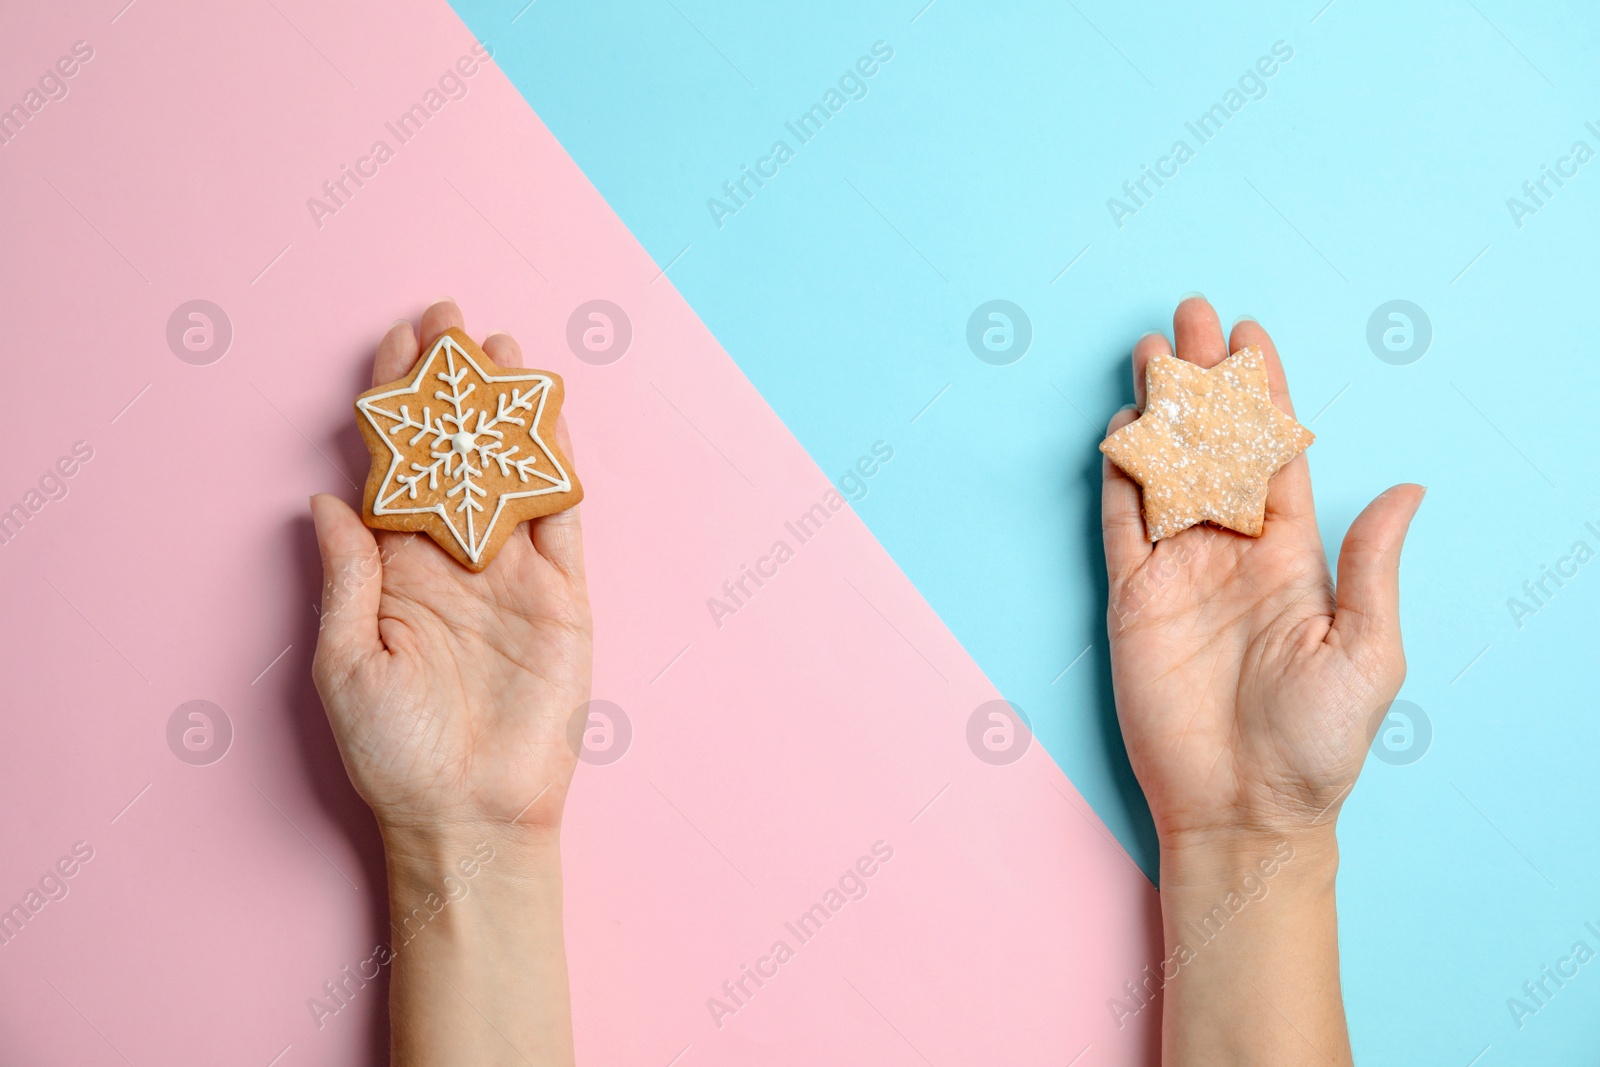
[1100,345,1312,541]
[355,327,582,571]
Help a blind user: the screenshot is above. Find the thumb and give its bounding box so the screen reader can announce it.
[310,493,385,666]
[1330,484,1426,673]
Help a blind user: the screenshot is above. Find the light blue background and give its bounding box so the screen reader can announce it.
[455,0,1600,1059]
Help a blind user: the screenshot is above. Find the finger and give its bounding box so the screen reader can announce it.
[1261,452,1320,535]
[1329,485,1426,680]
[1131,331,1172,411]
[1228,316,1296,418]
[530,414,587,582]
[310,494,385,667]
[1173,294,1228,368]
[1101,406,1151,585]
[419,298,466,351]
[1227,316,1317,528]
[482,332,524,369]
[372,319,419,387]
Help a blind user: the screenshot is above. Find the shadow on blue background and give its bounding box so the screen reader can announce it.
[453,0,1600,1060]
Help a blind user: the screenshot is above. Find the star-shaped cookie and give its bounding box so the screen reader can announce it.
[355,327,582,571]
[1100,345,1313,541]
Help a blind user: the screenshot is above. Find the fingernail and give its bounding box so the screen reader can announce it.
[1180,291,1206,303]
[390,318,411,329]
[436,296,455,305]
[1232,314,1256,327]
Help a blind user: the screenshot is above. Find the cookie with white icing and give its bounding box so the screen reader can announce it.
[355,327,582,571]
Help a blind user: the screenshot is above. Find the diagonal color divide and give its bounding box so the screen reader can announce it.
[0,1,1158,1064]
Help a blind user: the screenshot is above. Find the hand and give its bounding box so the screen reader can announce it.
[311,301,587,1065]
[1101,296,1424,850]
[310,299,592,844]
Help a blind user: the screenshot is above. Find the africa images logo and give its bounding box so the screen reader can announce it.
[706,41,895,229]
[706,841,895,1029]
[1105,41,1294,229]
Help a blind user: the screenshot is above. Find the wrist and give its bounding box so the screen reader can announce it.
[380,818,562,894]
[1159,823,1338,894]
[1151,825,1352,1065]
[379,819,564,971]
[378,818,575,1066]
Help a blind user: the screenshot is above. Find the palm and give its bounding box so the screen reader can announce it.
[333,530,588,829]
[312,303,591,836]
[1101,299,1422,841]
[1111,519,1369,837]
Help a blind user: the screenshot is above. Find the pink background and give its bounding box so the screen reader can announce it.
[0,0,1158,1062]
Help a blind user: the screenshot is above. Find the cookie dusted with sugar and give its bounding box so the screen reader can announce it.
[1100,345,1312,541]
[355,327,583,571]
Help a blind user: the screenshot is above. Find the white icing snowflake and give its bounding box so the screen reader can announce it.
[357,334,572,564]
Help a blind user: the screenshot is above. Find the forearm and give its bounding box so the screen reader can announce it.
[382,822,574,1067]
[1156,828,1350,1067]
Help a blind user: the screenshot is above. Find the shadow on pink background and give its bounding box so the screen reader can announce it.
[0,0,1158,1062]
